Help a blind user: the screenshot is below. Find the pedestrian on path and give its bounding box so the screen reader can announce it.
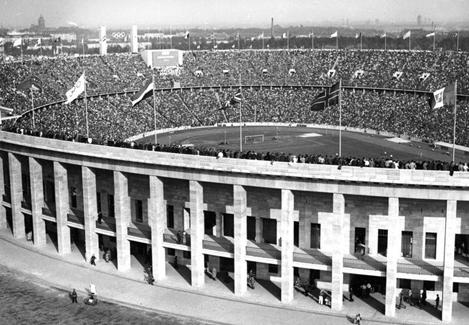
[71,289,78,303]
[354,313,361,325]
[349,287,354,302]
[90,254,96,266]
[435,294,440,310]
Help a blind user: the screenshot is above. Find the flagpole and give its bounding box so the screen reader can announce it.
[360,34,363,50]
[311,30,314,49]
[336,34,338,50]
[152,73,157,144]
[262,36,264,50]
[433,33,436,51]
[339,78,342,157]
[384,35,387,50]
[456,32,459,51]
[452,80,457,162]
[188,35,191,51]
[83,70,89,139]
[238,33,240,50]
[409,34,411,51]
[239,74,243,152]
[30,88,35,129]
[287,31,289,50]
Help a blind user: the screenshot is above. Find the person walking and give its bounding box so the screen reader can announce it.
[349,287,354,302]
[354,313,361,325]
[71,289,78,303]
[90,254,96,266]
[435,294,440,310]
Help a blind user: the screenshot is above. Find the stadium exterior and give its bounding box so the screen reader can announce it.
[1,130,469,322]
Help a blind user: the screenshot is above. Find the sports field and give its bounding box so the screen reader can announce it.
[141,126,467,162]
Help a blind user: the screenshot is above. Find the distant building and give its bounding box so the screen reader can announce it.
[38,15,45,31]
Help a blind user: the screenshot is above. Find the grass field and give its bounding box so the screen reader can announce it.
[140,126,467,162]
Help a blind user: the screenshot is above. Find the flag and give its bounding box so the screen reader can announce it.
[13,38,22,47]
[232,44,235,48]
[65,73,86,104]
[430,83,455,109]
[311,82,340,111]
[131,78,154,106]
[220,91,242,109]
[330,31,338,38]
[282,32,287,38]
[426,32,435,38]
[258,32,264,39]
[380,32,387,38]
[185,31,190,39]
[403,31,411,39]
[355,32,361,39]
[328,82,340,106]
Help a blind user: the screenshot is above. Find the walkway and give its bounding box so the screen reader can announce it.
[0,230,468,325]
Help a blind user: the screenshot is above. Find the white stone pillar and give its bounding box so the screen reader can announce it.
[29,157,46,247]
[442,200,456,323]
[53,161,71,255]
[255,216,263,242]
[215,212,223,237]
[331,193,344,310]
[234,185,247,296]
[0,155,7,229]
[149,176,166,280]
[114,171,131,271]
[82,166,99,262]
[281,189,294,303]
[189,180,204,288]
[99,26,107,55]
[8,152,24,239]
[385,197,400,317]
[131,25,138,53]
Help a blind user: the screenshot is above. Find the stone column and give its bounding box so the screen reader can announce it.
[8,153,24,239]
[29,157,46,247]
[0,155,6,230]
[82,166,99,262]
[183,207,191,231]
[442,200,456,323]
[189,180,204,288]
[215,212,223,237]
[385,197,400,317]
[281,189,294,303]
[234,185,247,296]
[114,171,131,271]
[255,216,263,242]
[53,161,71,254]
[149,176,166,280]
[331,193,344,311]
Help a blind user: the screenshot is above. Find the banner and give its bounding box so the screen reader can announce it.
[65,73,86,104]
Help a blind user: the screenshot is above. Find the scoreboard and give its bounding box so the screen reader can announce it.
[141,49,183,69]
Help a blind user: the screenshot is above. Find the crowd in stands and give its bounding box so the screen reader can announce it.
[2,49,469,167]
[181,50,469,93]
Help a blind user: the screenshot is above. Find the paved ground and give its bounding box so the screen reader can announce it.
[1,230,468,325]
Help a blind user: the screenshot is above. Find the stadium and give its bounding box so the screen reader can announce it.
[1,34,469,323]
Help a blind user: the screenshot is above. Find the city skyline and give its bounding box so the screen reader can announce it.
[1,0,468,29]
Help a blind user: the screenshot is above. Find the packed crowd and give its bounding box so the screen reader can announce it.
[2,49,469,154]
[181,50,469,92]
[12,88,469,147]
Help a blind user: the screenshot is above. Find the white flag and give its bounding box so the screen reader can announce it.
[380,33,386,38]
[403,31,411,39]
[330,31,338,38]
[65,73,86,104]
[426,32,435,38]
[433,87,445,109]
[13,38,22,47]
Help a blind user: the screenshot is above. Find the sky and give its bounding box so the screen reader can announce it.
[1,0,468,29]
